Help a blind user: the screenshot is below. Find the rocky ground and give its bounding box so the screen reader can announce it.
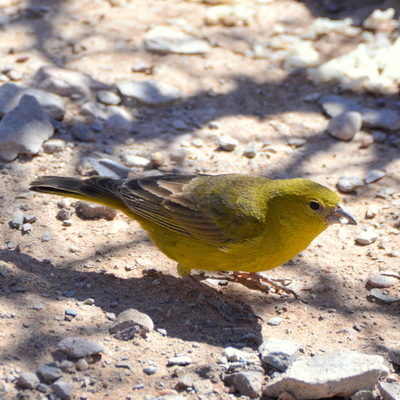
[0,0,400,399]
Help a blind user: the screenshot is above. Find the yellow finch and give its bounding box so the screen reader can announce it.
[29,174,356,279]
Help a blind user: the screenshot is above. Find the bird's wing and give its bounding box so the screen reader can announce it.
[118,175,265,245]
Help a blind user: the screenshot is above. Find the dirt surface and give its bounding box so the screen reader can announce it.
[0,1,399,399]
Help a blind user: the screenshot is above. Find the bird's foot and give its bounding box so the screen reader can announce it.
[188,275,261,323]
[228,271,299,298]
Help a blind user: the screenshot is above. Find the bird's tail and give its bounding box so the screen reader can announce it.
[29,176,125,210]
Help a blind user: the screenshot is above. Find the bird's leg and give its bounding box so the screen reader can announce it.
[227,272,299,298]
[188,275,261,323]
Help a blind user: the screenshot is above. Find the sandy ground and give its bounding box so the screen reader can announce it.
[0,0,399,399]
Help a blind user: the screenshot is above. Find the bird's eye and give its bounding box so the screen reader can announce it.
[309,201,321,211]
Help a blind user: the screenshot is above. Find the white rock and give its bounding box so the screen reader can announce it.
[120,153,150,168]
[364,169,386,184]
[117,80,181,104]
[217,134,238,151]
[144,26,210,55]
[356,229,379,245]
[264,351,388,400]
[327,111,362,141]
[363,9,395,30]
[365,204,379,219]
[97,90,121,105]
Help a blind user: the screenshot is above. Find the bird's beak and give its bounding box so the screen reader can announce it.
[327,203,357,225]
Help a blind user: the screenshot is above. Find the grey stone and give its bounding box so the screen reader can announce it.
[75,358,89,371]
[0,82,65,120]
[88,157,130,179]
[75,201,117,220]
[57,337,104,358]
[243,142,258,158]
[43,138,66,154]
[22,223,32,233]
[327,111,362,141]
[23,214,37,223]
[80,101,107,119]
[193,379,213,395]
[57,209,71,221]
[144,26,210,55]
[0,94,54,161]
[388,349,400,366]
[169,149,186,164]
[35,66,107,99]
[104,105,134,133]
[263,351,388,400]
[37,364,63,383]
[143,366,157,375]
[11,210,24,228]
[50,380,74,400]
[109,308,154,340]
[365,169,386,184]
[217,134,238,151]
[18,372,39,389]
[167,355,193,366]
[369,288,399,304]
[368,273,398,288]
[337,176,364,193]
[97,90,121,105]
[351,390,374,400]
[177,373,198,388]
[71,123,96,142]
[117,80,181,105]
[320,95,400,131]
[259,338,300,371]
[224,370,264,397]
[379,382,400,400]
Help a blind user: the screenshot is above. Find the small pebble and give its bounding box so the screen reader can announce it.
[42,139,66,154]
[287,137,306,148]
[18,372,40,389]
[337,176,364,193]
[365,205,379,219]
[57,209,71,221]
[11,210,24,229]
[83,298,95,305]
[24,214,37,223]
[97,90,121,105]
[143,366,157,375]
[243,142,258,158]
[170,149,186,164]
[217,134,238,151]
[75,358,89,371]
[267,317,283,326]
[50,380,74,400]
[356,229,378,245]
[65,308,77,317]
[41,231,52,241]
[327,111,362,141]
[168,355,193,366]
[22,223,32,233]
[368,273,398,289]
[365,170,386,184]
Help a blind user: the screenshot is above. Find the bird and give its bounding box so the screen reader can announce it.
[30,174,357,320]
